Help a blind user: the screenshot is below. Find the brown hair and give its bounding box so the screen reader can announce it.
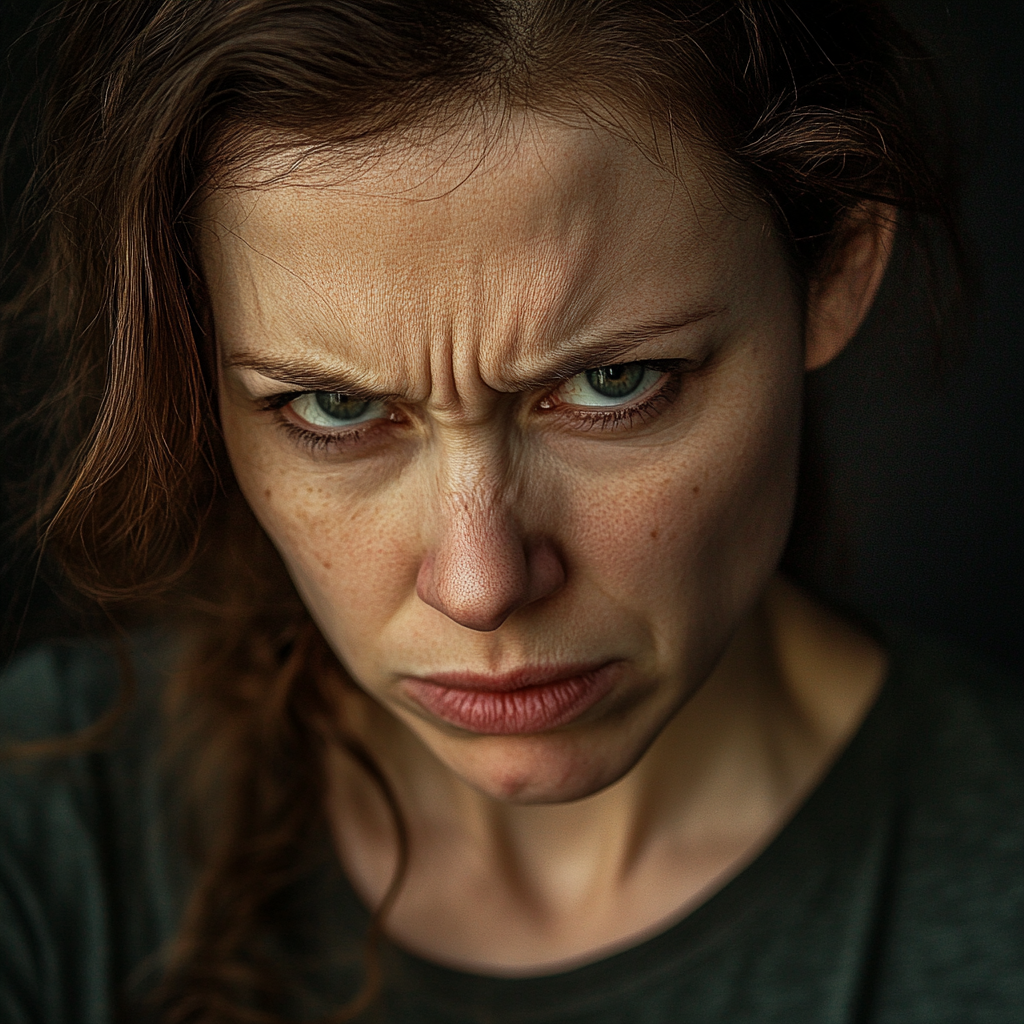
[2,1,961,1020]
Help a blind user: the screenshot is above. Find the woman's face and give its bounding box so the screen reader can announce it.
[204,117,806,804]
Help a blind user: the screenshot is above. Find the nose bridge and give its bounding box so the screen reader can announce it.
[416,425,564,631]
[436,428,515,534]
[423,304,526,537]
[433,427,525,613]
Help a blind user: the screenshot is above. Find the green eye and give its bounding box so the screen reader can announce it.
[584,364,646,399]
[315,393,372,420]
[289,392,387,428]
[558,362,662,408]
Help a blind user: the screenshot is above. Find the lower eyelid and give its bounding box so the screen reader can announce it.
[277,414,371,453]
[564,388,676,429]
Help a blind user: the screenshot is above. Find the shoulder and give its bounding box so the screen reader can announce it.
[872,631,1023,1021]
[0,629,179,823]
[0,633,183,1023]
[887,630,1022,813]
[1,637,125,741]
[0,627,181,846]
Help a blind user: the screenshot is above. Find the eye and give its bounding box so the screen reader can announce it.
[556,363,664,407]
[287,391,389,429]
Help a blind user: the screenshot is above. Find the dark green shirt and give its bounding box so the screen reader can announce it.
[1,632,1021,1023]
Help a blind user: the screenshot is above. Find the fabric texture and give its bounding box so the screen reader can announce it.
[0,630,1021,1023]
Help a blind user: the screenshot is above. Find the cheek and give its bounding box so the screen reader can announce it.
[566,363,802,613]
[566,465,700,594]
[274,493,419,638]
[221,412,421,642]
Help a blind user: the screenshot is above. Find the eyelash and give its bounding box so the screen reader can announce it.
[257,392,391,454]
[541,360,684,433]
[259,359,690,454]
[279,418,374,453]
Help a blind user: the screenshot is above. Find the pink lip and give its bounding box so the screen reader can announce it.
[401,662,619,735]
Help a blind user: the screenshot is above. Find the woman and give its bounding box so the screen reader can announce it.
[1,1,1020,1022]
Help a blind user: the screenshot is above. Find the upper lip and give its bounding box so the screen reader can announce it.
[408,661,612,693]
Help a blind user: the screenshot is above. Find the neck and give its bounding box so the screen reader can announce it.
[324,576,885,972]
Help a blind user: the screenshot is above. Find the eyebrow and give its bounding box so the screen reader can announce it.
[225,306,722,396]
[506,307,723,390]
[224,356,389,399]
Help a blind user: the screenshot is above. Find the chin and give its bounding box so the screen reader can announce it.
[438,731,647,805]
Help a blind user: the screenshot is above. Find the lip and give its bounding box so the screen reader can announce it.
[401,662,620,735]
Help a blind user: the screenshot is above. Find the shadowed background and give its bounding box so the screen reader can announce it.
[1,0,1021,674]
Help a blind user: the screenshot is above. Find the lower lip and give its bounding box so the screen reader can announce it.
[402,665,618,735]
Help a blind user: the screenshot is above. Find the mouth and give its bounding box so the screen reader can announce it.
[401,662,620,735]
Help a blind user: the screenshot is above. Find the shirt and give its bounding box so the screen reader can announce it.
[1,630,1021,1023]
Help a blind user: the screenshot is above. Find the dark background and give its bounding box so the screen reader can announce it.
[804,0,1023,674]
[1,0,1021,674]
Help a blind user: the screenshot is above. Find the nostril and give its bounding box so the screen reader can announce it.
[415,538,565,632]
[526,541,566,603]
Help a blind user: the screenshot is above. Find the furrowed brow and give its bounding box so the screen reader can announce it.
[225,354,392,400]
[226,307,722,397]
[504,306,723,390]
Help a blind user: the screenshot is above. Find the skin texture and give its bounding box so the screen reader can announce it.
[203,114,892,973]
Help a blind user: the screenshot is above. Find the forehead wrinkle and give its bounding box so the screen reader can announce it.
[427,222,605,405]
[384,183,685,406]
[208,216,422,399]
[208,116,742,414]
[214,195,461,406]
[204,193,370,375]
[393,171,613,406]
[464,207,650,394]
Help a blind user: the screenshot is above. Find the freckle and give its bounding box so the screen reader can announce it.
[264,487,272,500]
[650,528,659,540]
[692,485,700,495]
[321,559,332,570]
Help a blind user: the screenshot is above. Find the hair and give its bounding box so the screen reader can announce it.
[1,1,962,1020]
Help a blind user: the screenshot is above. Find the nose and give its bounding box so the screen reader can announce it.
[416,486,566,632]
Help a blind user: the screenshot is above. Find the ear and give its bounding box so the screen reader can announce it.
[804,203,897,371]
